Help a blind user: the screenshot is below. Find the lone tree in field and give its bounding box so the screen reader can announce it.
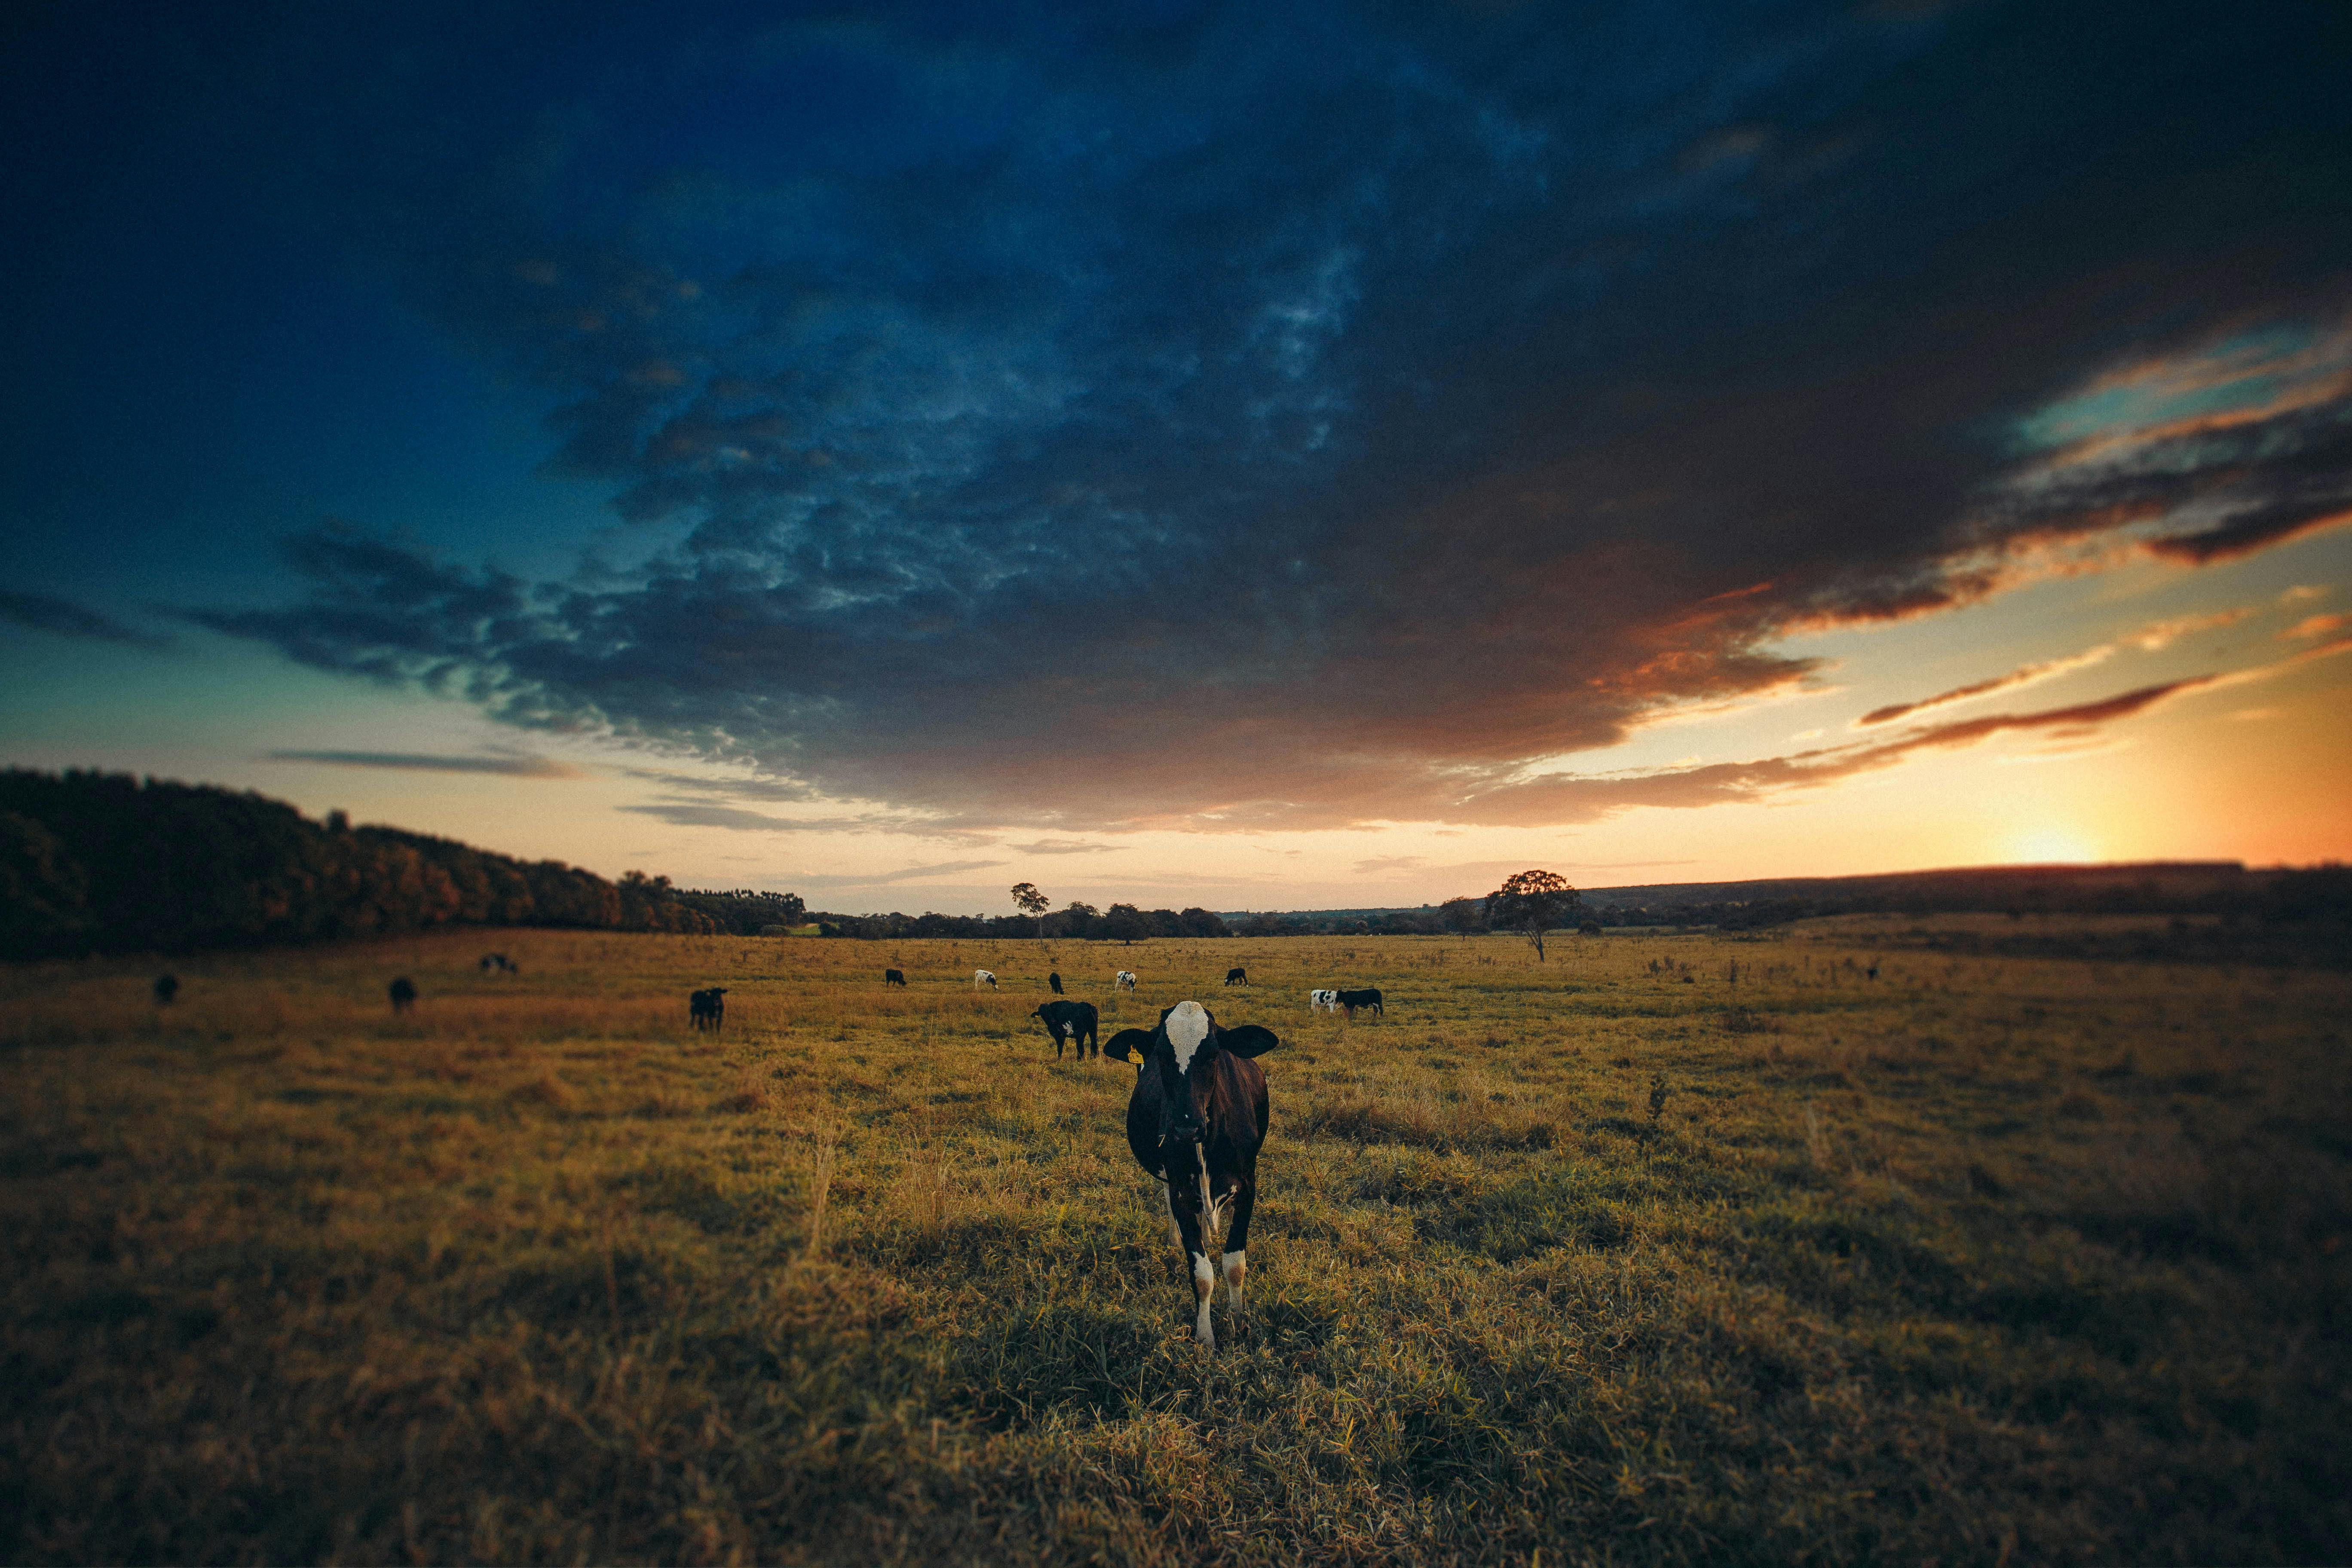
[1010,882,1050,938]
[1485,869,1581,962]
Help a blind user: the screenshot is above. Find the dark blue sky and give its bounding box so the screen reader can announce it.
[3,0,2349,896]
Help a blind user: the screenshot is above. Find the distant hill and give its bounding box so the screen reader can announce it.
[1225,861,2344,933]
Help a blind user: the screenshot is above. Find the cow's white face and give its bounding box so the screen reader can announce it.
[1165,999,1211,1072]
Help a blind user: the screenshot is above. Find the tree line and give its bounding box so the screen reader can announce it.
[0,770,725,958]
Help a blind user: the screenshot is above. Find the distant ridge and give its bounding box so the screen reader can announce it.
[1222,861,2267,924]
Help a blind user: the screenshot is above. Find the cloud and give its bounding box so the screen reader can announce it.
[790,860,1008,891]
[2128,608,2256,652]
[1008,839,1124,855]
[181,6,2352,832]
[2282,612,2351,640]
[1467,677,2216,826]
[0,589,168,648]
[616,799,996,845]
[1856,645,2116,726]
[1351,855,1426,874]
[266,750,586,778]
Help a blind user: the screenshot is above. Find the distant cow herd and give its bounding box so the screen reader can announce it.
[128,949,1427,1356]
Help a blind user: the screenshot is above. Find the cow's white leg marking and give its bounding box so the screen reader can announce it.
[1192,1251,1216,1349]
[1222,1249,1246,1312]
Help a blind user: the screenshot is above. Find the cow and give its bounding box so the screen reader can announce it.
[1048,971,1065,995]
[1114,1001,1280,1351]
[689,987,728,1031]
[1308,988,1339,1013]
[1105,1027,1155,1065]
[1031,999,1100,1060]
[1116,969,1138,991]
[973,969,998,989]
[152,973,179,1006]
[478,953,515,974]
[1225,967,1248,986]
[388,977,416,1014]
[884,968,906,987]
[1336,987,1383,1019]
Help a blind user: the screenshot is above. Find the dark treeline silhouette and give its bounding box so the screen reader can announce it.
[0,770,723,958]
[805,902,1229,942]
[669,888,809,935]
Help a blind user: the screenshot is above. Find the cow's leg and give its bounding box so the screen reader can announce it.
[1163,1180,1185,1246]
[1222,1163,1256,1319]
[1167,1176,1215,1351]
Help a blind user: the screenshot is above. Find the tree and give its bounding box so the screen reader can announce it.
[1484,869,1581,962]
[1103,902,1148,944]
[1010,881,1049,938]
[1439,895,1485,934]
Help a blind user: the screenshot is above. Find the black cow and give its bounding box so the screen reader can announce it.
[1031,999,1100,1060]
[884,968,906,987]
[1336,986,1383,1019]
[689,987,728,1032]
[1225,967,1248,986]
[152,973,178,1006]
[1118,1001,1280,1351]
[1048,971,1065,995]
[388,977,417,1014]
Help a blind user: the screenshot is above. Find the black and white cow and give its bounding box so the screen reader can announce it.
[689,986,728,1031]
[1336,986,1382,1019]
[388,977,417,1014]
[1048,971,1065,995]
[884,968,906,987]
[973,969,998,989]
[479,952,516,974]
[1225,967,1248,986]
[1308,988,1339,1013]
[1115,970,1138,991]
[1112,1000,1280,1351]
[1030,999,1100,1060]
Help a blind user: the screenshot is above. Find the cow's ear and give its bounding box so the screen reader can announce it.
[1104,1028,1153,1062]
[1220,1024,1281,1057]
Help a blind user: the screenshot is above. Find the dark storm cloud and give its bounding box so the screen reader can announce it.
[267,750,585,778]
[0,589,167,647]
[180,2,2352,828]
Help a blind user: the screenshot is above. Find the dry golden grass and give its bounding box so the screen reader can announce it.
[3,925,2348,1564]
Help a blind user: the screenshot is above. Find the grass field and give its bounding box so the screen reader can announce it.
[4,924,2348,1565]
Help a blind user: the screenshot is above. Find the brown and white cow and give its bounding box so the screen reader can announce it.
[1111,1000,1280,1350]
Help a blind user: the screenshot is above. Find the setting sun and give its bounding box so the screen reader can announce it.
[2007,825,2101,864]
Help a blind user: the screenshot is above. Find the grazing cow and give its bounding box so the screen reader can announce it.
[1030,999,1101,1060]
[153,973,179,1006]
[1308,988,1339,1013]
[1225,967,1248,986]
[689,986,728,1032]
[973,969,998,989]
[1105,1027,1155,1065]
[1116,970,1138,991]
[1048,971,1065,995]
[388,977,416,1014]
[1115,1001,1281,1350]
[884,968,906,987]
[1336,987,1383,1019]
[479,953,510,974]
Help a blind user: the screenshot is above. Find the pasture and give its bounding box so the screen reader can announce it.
[3,925,2347,1565]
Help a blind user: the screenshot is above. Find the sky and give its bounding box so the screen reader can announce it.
[3,0,2348,916]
